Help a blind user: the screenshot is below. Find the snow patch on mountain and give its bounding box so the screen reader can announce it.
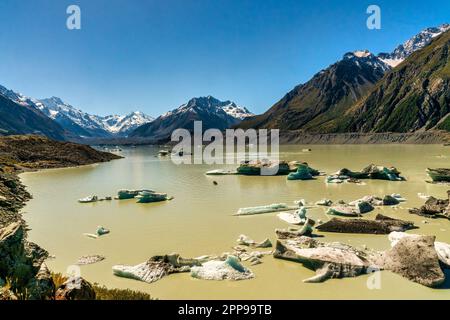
[378,23,450,67]
[343,50,391,73]
[38,97,154,136]
[161,96,252,121]
[103,111,155,134]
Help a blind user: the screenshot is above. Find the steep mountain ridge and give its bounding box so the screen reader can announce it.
[338,29,450,133]
[130,96,252,141]
[0,93,67,140]
[238,24,450,135]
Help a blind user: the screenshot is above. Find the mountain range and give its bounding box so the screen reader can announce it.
[130,96,253,141]
[36,97,154,137]
[0,23,449,143]
[238,24,450,136]
[0,86,154,138]
[0,84,252,142]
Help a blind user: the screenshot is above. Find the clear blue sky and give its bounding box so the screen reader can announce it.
[0,0,448,117]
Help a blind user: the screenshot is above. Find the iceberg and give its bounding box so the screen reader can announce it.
[287,164,314,181]
[96,226,110,236]
[136,191,170,203]
[190,255,254,281]
[116,189,153,200]
[205,169,237,175]
[236,235,272,248]
[78,195,98,203]
[235,203,295,216]
[277,207,308,225]
[112,254,203,284]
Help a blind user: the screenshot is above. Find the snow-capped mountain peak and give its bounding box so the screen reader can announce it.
[37,97,154,137]
[161,96,253,120]
[378,23,450,67]
[102,111,154,134]
[343,50,391,72]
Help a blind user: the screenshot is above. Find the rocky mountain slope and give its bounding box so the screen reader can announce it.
[238,50,388,132]
[238,25,450,135]
[130,96,252,141]
[338,29,450,133]
[378,24,450,67]
[0,93,67,141]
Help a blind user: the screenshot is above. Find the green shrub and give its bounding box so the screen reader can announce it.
[93,284,154,300]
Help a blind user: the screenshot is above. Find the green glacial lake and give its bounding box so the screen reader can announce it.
[21,145,450,300]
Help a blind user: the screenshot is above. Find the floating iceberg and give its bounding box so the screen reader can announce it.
[96,226,110,236]
[277,207,308,225]
[190,255,254,281]
[78,195,98,203]
[287,164,314,181]
[236,235,272,248]
[113,254,203,284]
[136,191,171,203]
[327,164,405,183]
[116,189,153,200]
[316,199,333,207]
[235,203,295,216]
[205,169,237,175]
[76,255,105,265]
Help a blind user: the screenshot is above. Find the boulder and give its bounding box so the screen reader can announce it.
[55,276,96,300]
[0,222,48,290]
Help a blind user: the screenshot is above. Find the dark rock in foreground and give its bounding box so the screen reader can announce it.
[317,214,415,235]
[55,276,96,300]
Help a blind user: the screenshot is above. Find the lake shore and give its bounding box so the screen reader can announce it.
[0,135,135,300]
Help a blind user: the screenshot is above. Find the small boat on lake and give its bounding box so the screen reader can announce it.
[427,168,450,182]
[78,195,98,203]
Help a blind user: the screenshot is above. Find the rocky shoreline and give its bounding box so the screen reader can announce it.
[278,130,450,145]
[0,135,123,300]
